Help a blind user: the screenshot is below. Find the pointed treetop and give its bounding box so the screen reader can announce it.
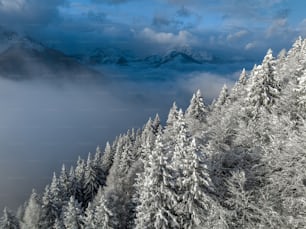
[69,166,75,177]
[31,188,37,196]
[51,172,57,183]
[178,108,184,118]
[277,48,287,60]
[196,89,202,97]
[87,152,92,165]
[2,207,8,216]
[239,68,247,84]
[185,89,207,121]
[105,141,111,152]
[172,101,177,109]
[213,84,229,110]
[154,113,160,120]
[96,145,102,154]
[61,164,66,173]
[166,102,179,125]
[144,117,153,129]
[266,48,273,56]
[221,84,228,91]
[153,113,160,126]
[294,36,303,48]
[262,48,274,66]
[288,36,304,57]
[152,114,161,134]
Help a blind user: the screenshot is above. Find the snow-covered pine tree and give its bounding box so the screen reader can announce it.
[238,68,247,85]
[212,84,229,111]
[246,49,280,117]
[39,174,62,229]
[163,103,180,155]
[152,114,161,135]
[101,141,115,176]
[82,203,95,229]
[118,137,135,174]
[59,164,72,202]
[135,133,178,229]
[185,89,208,122]
[62,196,82,229]
[93,193,114,229]
[141,118,153,143]
[175,138,219,228]
[171,109,190,189]
[83,153,104,207]
[21,189,41,229]
[0,208,20,229]
[74,157,86,204]
[103,131,141,228]
[185,89,208,135]
[166,102,179,128]
[229,69,248,105]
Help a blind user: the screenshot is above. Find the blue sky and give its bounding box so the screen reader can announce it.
[0,0,306,59]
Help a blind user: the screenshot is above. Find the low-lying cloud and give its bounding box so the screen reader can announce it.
[0,61,243,211]
[178,72,237,102]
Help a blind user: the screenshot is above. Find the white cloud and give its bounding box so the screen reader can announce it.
[226,30,249,41]
[140,27,197,46]
[245,42,256,50]
[179,72,236,101]
[0,0,25,12]
[298,18,306,36]
[266,18,288,38]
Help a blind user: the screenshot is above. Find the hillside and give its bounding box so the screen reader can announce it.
[2,37,306,228]
[0,27,102,82]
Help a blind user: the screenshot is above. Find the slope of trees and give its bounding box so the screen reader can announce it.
[3,37,306,228]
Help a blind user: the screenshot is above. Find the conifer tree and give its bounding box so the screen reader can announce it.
[62,196,82,229]
[246,49,280,117]
[166,102,179,128]
[74,157,86,204]
[83,153,101,207]
[101,142,114,175]
[141,118,157,146]
[152,114,161,135]
[135,133,178,229]
[185,89,208,122]
[82,203,95,229]
[39,175,62,229]
[212,84,229,111]
[59,164,72,201]
[178,138,216,227]
[21,190,41,229]
[230,69,248,103]
[185,90,208,135]
[162,103,178,154]
[0,208,20,229]
[93,193,114,229]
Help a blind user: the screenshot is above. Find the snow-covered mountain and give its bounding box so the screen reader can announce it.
[74,46,216,68]
[72,48,136,66]
[0,27,102,81]
[0,27,243,81]
[144,46,214,67]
